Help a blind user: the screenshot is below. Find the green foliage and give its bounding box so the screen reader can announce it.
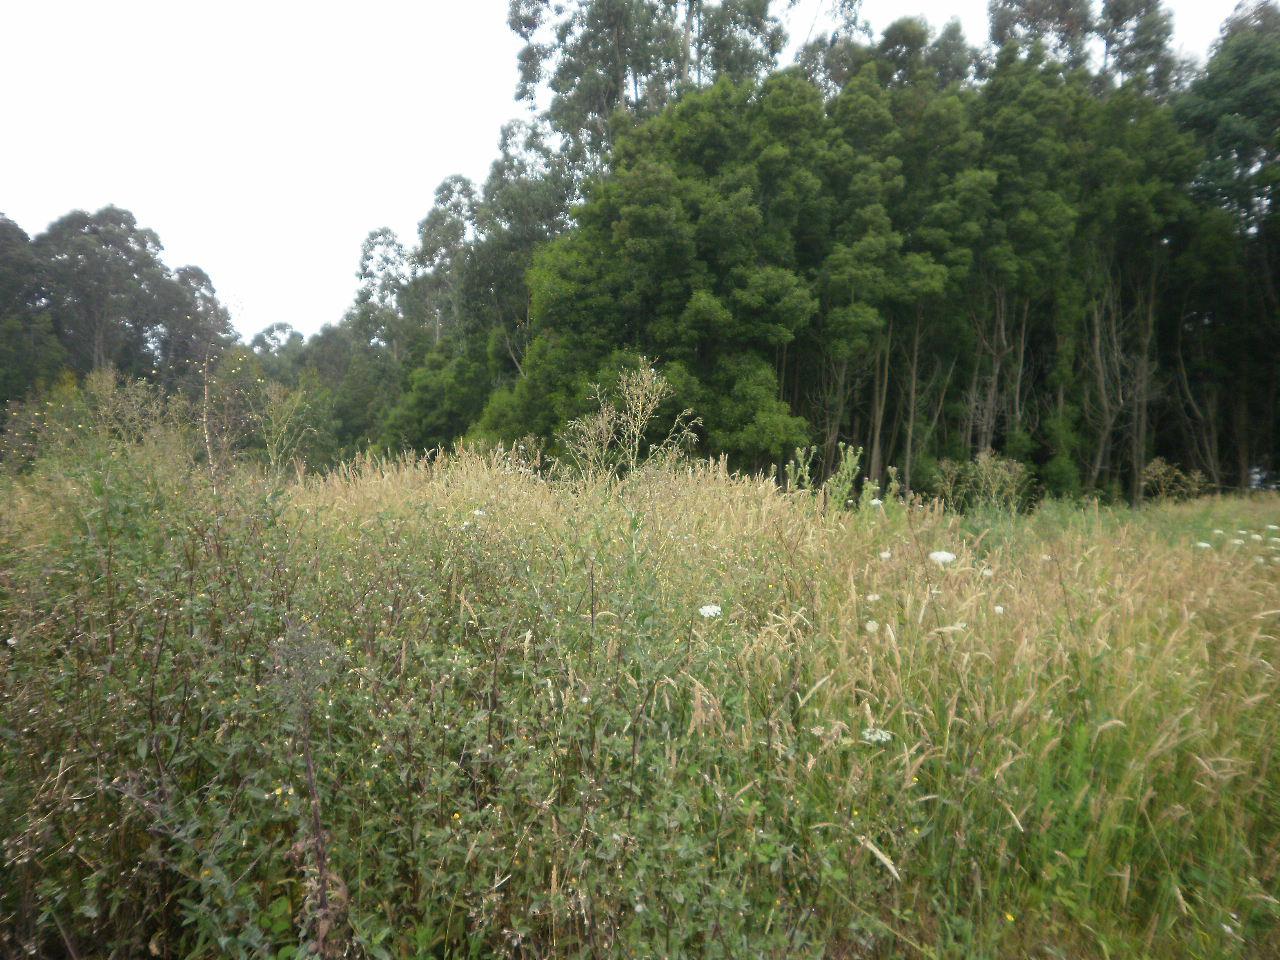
[383,346,490,452]
[509,0,787,160]
[0,311,66,414]
[308,3,1280,504]
[988,0,1097,67]
[0,207,235,416]
[3,379,1279,957]
[33,208,235,385]
[10,3,1278,513]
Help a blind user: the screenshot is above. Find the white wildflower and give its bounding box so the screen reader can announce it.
[878,550,892,561]
[1268,524,1279,531]
[994,605,1005,615]
[865,593,880,602]
[861,726,892,744]
[1213,528,1225,535]
[1231,538,1245,546]
[929,550,956,566]
[869,498,883,507]
[473,509,487,517]
[1195,541,1212,549]
[864,620,879,635]
[1251,534,1263,541]
[699,603,722,619]
[980,567,994,578]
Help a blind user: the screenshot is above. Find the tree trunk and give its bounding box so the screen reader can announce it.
[903,311,922,493]
[1087,300,1115,490]
[1129,288,1156,505]
[680,1,693,86]
[1235,389,1251,491]
[1010,301,1029,433]
[963,362,980,455]
[90,301,108,371]
[1174,332,1222,487]
[975,287,1010,453]
[868,323,892,485]
[821,359,848,475]
[1267,365,1277,477]
[980,363,1000,453]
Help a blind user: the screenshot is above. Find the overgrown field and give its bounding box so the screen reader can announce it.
[2,388,1279,958]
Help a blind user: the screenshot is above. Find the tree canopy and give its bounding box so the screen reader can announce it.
[5,0,1278,499]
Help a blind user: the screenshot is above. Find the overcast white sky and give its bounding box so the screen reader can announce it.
[0,0,1240,340]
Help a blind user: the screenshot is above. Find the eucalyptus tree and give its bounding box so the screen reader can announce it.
[1075,85,1197,498]
[875,23,989,489]
[814,63,916,480]
[0,216,65,407]
[988,0,1095,67]
[1098,0,1176,94]
[1176,0,1280,485]
[35,207,173,377]
[32,207,233,386]
[375,1,1280,499]
[474,73,821,466]
[509,0,791,162]
[963,43,1080,459]
[152,265,235,392]
[383,122,576,451]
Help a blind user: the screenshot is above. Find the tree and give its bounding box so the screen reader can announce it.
[988,0,1095,67]
[1175,0,1280,485]
[153,266,235,392]
[1076,86,1197,499]
[1098,0,1176,95]
[35,207,171,376]
[964,43,1080,458]
[32,207,233,385]
[335,1,1280,500]
[509,0,787,161]
[0,216,67,407]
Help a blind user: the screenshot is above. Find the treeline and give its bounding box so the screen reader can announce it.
[4,1,1277,501]
[0,208,234,406]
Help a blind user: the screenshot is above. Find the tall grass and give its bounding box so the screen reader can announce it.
[1,377,1277,958]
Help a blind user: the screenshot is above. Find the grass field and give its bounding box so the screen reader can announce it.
[1,384,1278,958]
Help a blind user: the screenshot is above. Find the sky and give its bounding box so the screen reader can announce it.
[0,0,1242,341]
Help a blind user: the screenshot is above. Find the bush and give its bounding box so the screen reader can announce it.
[1141,456,1208,502]
[933,449,1033,512]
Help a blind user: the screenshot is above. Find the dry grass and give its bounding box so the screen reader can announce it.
[2,395,1278,957]
[287,449,1280,957]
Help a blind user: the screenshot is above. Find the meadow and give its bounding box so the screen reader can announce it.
[1,376,1278,959]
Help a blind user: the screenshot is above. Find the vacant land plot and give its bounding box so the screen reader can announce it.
[2,415,1278,958]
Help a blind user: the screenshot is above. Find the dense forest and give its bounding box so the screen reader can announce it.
[3,0,1277,502]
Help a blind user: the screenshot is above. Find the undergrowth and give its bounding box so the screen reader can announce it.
[1,374,1278,958]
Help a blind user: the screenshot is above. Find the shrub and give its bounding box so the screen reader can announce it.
[1141,456,1209,502]
[933,449,1033,512]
